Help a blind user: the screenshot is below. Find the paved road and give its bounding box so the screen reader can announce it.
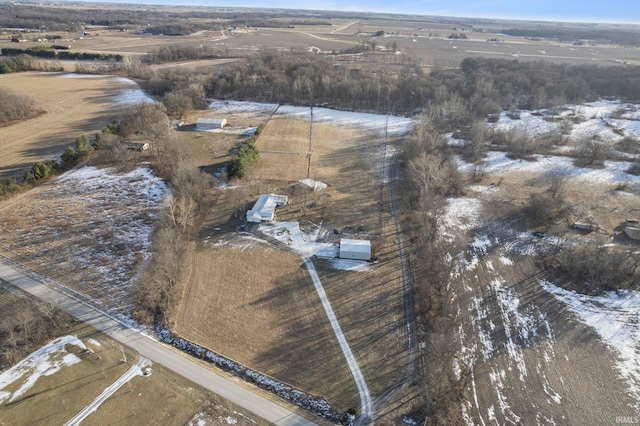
[0,259,318,426]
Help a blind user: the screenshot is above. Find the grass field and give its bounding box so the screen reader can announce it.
[177,108,415,419]
[0,72,144,182]
[175,238,359,411]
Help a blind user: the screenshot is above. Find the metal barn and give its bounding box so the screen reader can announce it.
[339,239,371,261]
[196,117,227,130]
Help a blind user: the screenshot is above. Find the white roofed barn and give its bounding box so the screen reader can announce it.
[196,117,227,130]
[339,239,371,261]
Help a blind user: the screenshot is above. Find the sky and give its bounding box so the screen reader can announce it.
[102,0,640,24]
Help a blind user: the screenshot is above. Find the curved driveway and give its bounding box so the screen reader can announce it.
[0,259,318,426]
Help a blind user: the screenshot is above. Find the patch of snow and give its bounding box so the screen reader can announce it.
[499,256,514,265]
[492,110,560,139]
[201,127,257,136]
[208,99,279,114]
[0,335,86,404]
[459,151,640,187]
[541,280,640,408]
[59,73,105,79]
[276,105,414,136]
[438,197,483,241]
[298,178,327,192]
[490,279,530,382]
[112,89,155,105]
[446,132,468,146]
[34,166,171,316]
[259,221,335,258]
[490,367,521,425]
[542,371,562,404]
[87,338,101,347]
[468,184,499,193]
[329,258,370,271]
[402,416,417,425]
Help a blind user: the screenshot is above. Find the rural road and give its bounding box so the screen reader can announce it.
[0,258,318,426]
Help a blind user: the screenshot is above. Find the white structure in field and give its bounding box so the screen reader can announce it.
[339,239,371,261]
[246,194,288,223]
[196,117,227,130]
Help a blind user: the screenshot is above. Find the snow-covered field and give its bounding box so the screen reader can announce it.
[207,99,415,136]
[542,280,640,409]
[1,166,170,317]
[440,198,567,425]
[440,116,640,422]
[492,100,640,143]
[457,151,640,186]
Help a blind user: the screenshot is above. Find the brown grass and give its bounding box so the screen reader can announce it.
[0,286,263,425]
[179,112,414,418]
[0,72,137,181]
[174,239,358,411]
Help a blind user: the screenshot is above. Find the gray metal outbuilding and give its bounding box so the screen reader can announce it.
[339,238,371,261]
[196,117,227,130]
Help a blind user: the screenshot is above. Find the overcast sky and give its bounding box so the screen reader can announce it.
[110,0,640,24]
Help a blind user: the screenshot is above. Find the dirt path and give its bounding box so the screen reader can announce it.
[64,356,152,426]
[302,255,374,425]
[254,224,374,424]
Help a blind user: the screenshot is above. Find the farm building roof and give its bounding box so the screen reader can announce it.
[339,238,371,261]
[246,194,288,223]
[196,117,227,126]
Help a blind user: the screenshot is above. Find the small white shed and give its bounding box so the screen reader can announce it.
[339,239,371,261]
[196,117,227,130]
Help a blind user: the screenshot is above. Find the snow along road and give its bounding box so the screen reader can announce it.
[0,258,317,426]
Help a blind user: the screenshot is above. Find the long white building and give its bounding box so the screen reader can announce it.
[246,194,288,223]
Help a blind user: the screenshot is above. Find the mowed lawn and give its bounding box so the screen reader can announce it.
[0,72,141,181]
[174,239,359,411]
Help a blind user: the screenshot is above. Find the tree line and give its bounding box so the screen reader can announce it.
[2,48,123,62]
[144,52,640,121]
[501,27,640,47]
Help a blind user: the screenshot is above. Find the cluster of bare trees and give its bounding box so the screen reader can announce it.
[0,88,36,126]
[541,237,640,291]
[400,117,469,424]
[133,164,214,325]
[0,296,72,366]
[99,103,216,325]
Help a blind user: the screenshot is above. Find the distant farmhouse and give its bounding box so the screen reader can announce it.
[196,117,227,131]
[339,238,371,261]
[246,194,288,223]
